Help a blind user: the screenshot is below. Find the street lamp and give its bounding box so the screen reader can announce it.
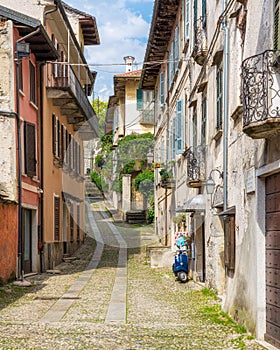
[205,169,223,206]
[147,148,153,167]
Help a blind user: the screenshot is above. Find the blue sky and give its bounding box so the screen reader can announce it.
[67,0,154,101]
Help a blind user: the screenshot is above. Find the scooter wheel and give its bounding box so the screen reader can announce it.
[178,271,188,283]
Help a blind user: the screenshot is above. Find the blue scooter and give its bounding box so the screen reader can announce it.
[172,249,189,283]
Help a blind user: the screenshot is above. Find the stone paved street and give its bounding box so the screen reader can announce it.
[0,198,267,349]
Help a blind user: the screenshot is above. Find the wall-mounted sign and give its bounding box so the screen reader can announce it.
[246,167,255,193]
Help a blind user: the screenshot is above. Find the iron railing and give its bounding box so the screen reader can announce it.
[139,101,154,125]
[46,63,97,124]
[241,50,280,127]
[186,145,206,183]
[192,17,207,65]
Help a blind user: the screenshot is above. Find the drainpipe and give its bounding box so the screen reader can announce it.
[222,0,229,212]
[39,62,45,272]
[43,4,58,27]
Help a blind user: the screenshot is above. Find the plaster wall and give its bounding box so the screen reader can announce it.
[0,21,17,201]
[0,203,17,283]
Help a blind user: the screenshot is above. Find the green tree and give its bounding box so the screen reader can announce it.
[92,98,108,138]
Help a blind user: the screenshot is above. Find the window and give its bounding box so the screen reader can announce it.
[54,196,60,241]
[201,92,207,144]
[24,122,36,177]
[29,62,36,104]
[224,215,235,272]
[274,0,280,50]
[176,99,184,154]
[216,63,223,130]
[18,60,23,91]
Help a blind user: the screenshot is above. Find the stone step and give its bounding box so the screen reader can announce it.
[126,210,146,224]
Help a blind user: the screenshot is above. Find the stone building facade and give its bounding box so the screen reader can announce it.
[0,0,99,278]
[140,0,280,347]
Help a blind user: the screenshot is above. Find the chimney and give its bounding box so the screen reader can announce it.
[124,56,135,72]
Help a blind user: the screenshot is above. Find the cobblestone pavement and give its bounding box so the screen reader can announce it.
[0,198,268,349]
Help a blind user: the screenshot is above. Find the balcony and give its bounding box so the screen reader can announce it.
[139,102,154,125]
[192,17,208,66]
[186,145,206,188]
[46,64,98,139]
[241,50,280,139]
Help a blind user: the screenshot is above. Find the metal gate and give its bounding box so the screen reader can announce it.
[265,172,280,348]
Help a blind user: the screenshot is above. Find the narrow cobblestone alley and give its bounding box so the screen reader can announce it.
[0,199,267,349]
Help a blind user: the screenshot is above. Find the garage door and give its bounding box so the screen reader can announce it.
[265,172,280,348]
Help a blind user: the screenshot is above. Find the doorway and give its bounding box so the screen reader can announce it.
[22,208,32,274]
[265,172,280,348]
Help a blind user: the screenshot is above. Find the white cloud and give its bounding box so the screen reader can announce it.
[67,0,152,101]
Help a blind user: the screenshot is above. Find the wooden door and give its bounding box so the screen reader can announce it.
[265,172,280,348]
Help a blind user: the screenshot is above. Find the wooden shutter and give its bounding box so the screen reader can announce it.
[54,196,60,241]
[18,61,23,91]
[216,64,223,130]
[60,123,64,162]
[57,119,61,158]
[201,93,207,143]
[52,114,56,156]
[224,215,235,271]
[274,0,280,50]
[136,89,143,110]
[65,129,69,165]
[29,62,36,104]
[24,122,36,177]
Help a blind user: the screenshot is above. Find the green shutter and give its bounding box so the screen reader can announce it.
[172,117,176,160]
[136,89,143,110]
[176,100,183,154]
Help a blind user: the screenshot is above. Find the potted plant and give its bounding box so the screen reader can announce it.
[159,167,175,188]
